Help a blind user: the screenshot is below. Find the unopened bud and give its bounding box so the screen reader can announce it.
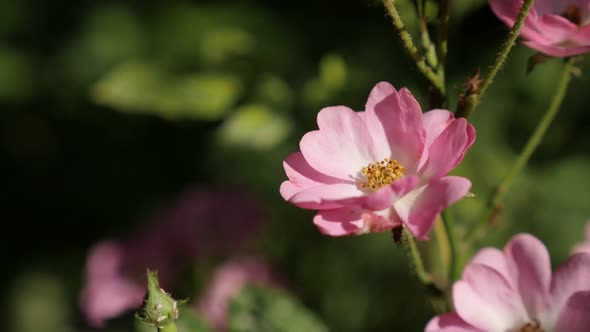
[456,69,482,118]
[136,270,181,330]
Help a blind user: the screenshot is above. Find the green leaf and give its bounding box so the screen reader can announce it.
[216,104,291,150]
[91,62,242,120]
[169,73,243,120]
[92,62,163,114]
[200,29,256,64]
[255,75,293,109]
[228,286,329,332]
[319,54,347,91]
[0,47,34,100]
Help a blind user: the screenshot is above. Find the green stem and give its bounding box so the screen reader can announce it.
[421,20,439,69]
[437,0,450,68]
[383,0,446,95]
[456,0,535,118]
[441,210,459,283]
[467,58,575,240]
[404,228,432,285]
[415,0,438,69]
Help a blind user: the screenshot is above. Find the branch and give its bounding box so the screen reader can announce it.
[456,0,536,118]
[383,0,446,94]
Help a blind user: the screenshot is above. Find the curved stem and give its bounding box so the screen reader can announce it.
[404,228,432,285]
[467,58,575,240]
[441,210,459,283]
[433,216,451,275]
[456,0,535,118]
[383,0,446,94]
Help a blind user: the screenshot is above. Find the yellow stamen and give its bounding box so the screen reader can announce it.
[562,5,582,26]
[519,321,544,332]
[359,158,405,191]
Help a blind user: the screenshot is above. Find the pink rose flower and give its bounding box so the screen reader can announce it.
[79,241,146,328]
[426,234,590,332]
[573,220,590,255]
[280,82,475,239]
[490,0,590,57]
[197,257,281,331]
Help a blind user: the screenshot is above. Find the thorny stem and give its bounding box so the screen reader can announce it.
[383,0,446,95]
[467,58,576,240]
[456,0,535,118]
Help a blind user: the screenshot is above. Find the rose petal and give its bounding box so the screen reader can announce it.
[453,264,528,331]
[300,106,375,180]
[537,14,580,40]
[80,241,145,328]
[419,109,454,170]
[280,152,341,201]
[422,109,455,151]
[554,290,590,332]
[504,234,552,319]
[469,247,515,287]
[365,82,425,172]
[394,176,471,239]
[522,40,590,57]
[534,0,559,16]
[313,207,396,236]
[363,175,420,210]
[288,183,366,209]
[573,24,590,44]
[426,312,482,332]
[420,118,475,180]
[549,253,590,325]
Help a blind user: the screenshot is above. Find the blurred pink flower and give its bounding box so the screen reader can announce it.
[490,0,590,57]
[280,82,475,239]
[79,187,264,328]
[79,241,145,328]
[426,234,590,332]
[573,221,590,255]
[197,257,281,331]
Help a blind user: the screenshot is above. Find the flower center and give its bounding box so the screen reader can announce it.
[562,4,582,26]
[360,158,405,191]
[518,321,544,332]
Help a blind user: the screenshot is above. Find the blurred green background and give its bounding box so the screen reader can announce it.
[2,0,590,331]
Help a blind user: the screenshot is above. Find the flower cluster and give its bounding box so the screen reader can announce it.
[279,79,590,331]
[79,187,264,327]
[78,0,590,329]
